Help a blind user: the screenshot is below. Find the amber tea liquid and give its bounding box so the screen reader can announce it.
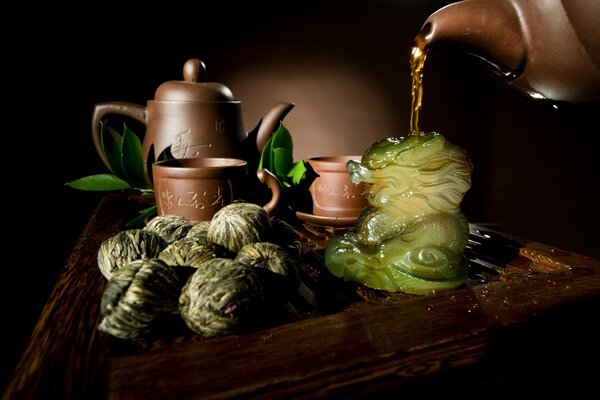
[410,35,428,135]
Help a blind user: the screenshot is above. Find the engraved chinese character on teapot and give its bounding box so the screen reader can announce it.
[91,58,294,184]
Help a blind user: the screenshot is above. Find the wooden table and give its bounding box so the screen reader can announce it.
[4,193,600,399]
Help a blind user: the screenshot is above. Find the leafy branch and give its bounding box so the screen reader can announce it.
[65,122,156,227]
[258,122,307,187]
[66,122,153,193]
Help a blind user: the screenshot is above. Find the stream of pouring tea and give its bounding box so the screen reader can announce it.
[410,36,428,135]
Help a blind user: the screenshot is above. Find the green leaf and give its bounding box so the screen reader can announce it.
[271,122,293,153]
[65,174,132,191]
[138,188,155,195]
[100,122,126,179]
[272,147,293,180]
[287,160,307,185]
[259,136,273,171]
[121,124,147,186]
[158,146,174,161]
[124,204,157,228]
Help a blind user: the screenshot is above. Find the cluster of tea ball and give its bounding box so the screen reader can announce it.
[97,204,301,339]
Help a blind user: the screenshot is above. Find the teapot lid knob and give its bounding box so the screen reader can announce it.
[183,59,206,83]
[154,59,234,102]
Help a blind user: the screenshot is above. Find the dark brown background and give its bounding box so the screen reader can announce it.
[3,0,599,393]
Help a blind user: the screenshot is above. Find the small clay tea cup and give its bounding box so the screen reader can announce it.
[152,158,280,223]
[307,155,367,218]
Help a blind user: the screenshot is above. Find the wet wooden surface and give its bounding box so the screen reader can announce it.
[4,193,600,399]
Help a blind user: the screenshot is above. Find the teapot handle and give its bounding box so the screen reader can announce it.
[91,102,147,171]
[256,169,281,216]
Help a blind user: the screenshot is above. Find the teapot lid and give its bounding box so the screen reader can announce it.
[154,59,235,102]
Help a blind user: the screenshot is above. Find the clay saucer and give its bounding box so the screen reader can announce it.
[295,211,358,228]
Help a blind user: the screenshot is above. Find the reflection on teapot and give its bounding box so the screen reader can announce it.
[418,0,600,103]
[91,59,294,184]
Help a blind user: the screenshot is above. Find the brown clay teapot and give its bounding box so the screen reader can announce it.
[91,59,294,184]
[418,0,600,103]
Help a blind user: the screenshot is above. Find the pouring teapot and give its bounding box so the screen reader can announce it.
[91,58,294,184]
[418,0,600,103]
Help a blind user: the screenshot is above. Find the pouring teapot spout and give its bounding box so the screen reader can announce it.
[419,0,525,79]
[419,0,600,103]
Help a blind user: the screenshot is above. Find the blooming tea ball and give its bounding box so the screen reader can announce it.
[179,258,265,338]
[235,242,299,284]
[186,221,211,241]
[98,259,180,339]
[159,237,232,268]
[207,202,271,253]
[97,229,165,280]
[145,214,192,244]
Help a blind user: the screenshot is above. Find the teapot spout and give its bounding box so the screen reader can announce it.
[419,0,525,79]
[421,0,600,102]
[242,102,295,171]
[254,102,295,152]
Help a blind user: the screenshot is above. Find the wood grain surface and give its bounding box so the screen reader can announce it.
[4,193,600,399]
[2,194,133,399]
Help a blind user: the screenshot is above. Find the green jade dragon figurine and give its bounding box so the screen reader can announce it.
[324,133,472,295]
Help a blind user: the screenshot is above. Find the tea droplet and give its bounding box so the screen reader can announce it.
[526,271,536,280]
[502,298,512,308]
[426,303,436,311]
[466,303,480,313]
[547,279,557,287]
